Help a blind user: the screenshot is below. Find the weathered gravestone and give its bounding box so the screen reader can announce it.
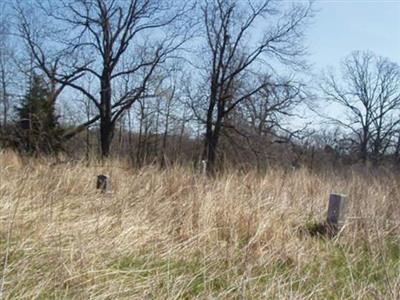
[326,193,346,235]
[96,175,109,193]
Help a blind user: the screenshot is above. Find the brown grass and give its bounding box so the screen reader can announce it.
[0,151,399,299]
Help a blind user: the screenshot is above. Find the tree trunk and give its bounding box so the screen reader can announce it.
[128,109,134,162]
[203,87,225,175]
[154,99,161,160]
[85,98,91,161]
[100,71,113,158]
[1,65,7,127]
[360,139,368,164]
[178,118,186,160]
[100,116,113,157]
[395,133,400,164]
[203,116,222,175]
[136,103,144,166]
[118,117,124,156]
[160,99,171,168]
[143,118,150,164]
[359,126,369,164]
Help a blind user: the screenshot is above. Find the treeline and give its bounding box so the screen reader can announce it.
[0,0,399,173]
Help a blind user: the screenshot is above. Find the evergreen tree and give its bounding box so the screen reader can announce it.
[16,74,63,154]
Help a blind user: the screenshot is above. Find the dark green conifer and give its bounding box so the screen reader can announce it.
[16,74,63,154]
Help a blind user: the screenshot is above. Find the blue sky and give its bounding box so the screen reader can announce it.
[288,0,400,129]
[308,0,400,72]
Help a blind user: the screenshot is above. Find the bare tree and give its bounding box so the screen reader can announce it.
[321,51,400,164]
[193,0,312,174]
[17,0,191,157]
[227,77,306,168]
[0,7,13,128]
[240,78,305,136]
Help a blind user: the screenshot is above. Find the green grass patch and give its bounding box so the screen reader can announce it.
[109,253,229,297]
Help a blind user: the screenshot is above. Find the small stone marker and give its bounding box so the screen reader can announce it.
[201,160,207,175]
[96,175,108,193]
[326,193,346,234]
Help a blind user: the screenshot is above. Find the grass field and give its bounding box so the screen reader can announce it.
[0,150,399,299]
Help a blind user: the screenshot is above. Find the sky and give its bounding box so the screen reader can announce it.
[288,0,400,129]
[2,0,399,129]
[308,0,400,72]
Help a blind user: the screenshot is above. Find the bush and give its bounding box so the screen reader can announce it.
[15,74,63,154]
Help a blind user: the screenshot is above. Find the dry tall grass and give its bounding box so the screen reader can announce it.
[0,150,399,299]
